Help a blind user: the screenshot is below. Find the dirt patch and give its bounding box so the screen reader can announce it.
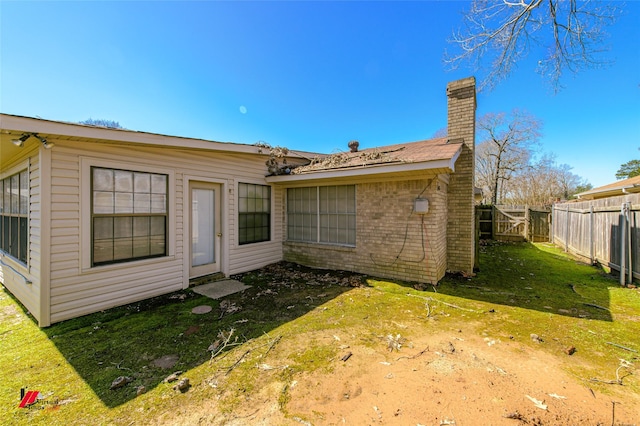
[162,328,639,425]
[283,331,639,425]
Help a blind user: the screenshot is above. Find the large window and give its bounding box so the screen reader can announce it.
[287,185,356,246]
[92,167,168,266]
[238,183,271,245]
[0,170,29,264]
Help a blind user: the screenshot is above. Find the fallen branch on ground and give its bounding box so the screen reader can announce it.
[589,359,634,385]
[263,335,282,357]
[583,303,609,311]
[606,342,637,353]
[396,346,429,361]
[226,350,251,375]
[406,293,478,313]
[209,328,242,362]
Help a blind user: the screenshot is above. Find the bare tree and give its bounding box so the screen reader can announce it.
[445,0,620,92]
[503,154,589,205]
[475,109,542,204]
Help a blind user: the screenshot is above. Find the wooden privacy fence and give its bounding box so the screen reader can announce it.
[477,205,550,242]
[552,193,640,286]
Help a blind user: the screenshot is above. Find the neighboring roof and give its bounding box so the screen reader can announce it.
[576,175,640,200]
[0,113,318,159]
[267,138,463,183]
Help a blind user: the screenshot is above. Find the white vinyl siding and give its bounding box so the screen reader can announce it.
[0,155,41,324]
[44,140,285,324]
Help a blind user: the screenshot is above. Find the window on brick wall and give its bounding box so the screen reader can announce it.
[287,185,355,246]
[238,183,271,245]
[0,169,29,264]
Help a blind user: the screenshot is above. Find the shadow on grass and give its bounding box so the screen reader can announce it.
[436,241,615,322]
[5,242,617,409]
[30,263,361,408]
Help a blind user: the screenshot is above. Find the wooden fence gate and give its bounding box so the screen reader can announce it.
[476,205,550,242]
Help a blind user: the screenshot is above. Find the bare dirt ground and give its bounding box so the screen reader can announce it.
[171,328,638,426]
[283,332,639,426]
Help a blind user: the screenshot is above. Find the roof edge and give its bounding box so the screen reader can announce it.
[266,156,458,183]
[0,113,316,158]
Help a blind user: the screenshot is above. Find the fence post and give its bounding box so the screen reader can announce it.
[565,205,569,252]
[627,202,633,284]
[620,202,628,286]
[491,205,496,240]
[550,205,555,243]
[589,205,594,264]
[524,205,530,241]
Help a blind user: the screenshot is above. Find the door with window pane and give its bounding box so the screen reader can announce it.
[189,182,221,278]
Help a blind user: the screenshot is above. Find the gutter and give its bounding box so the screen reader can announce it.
[266,154,459,183]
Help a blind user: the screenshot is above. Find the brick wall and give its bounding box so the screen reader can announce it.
[283,176,448,284]
[446,77,477,273]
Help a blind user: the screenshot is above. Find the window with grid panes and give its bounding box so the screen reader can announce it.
[0,169,29,264]
[287,185,355,246]
[238,183,271,245]
[91,167,167,266]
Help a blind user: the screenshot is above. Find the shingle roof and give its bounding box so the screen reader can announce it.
[290,137,462,175]
[577,175,640,199]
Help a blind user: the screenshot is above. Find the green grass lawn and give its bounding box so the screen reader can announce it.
[1,242,638,425]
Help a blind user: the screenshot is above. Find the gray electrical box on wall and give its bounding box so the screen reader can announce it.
[414,198,429,214]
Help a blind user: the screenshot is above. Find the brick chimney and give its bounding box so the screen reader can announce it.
[446,77,476,274]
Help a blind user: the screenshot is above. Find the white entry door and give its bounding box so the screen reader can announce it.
[189,182,221,278]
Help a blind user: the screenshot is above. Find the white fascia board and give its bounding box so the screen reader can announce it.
[577,185,640,199]
[266,156,457,183]
[1,114,261,155]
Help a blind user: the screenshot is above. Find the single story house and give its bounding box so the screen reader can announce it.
[575,175,640,200]
[0,77,476,326]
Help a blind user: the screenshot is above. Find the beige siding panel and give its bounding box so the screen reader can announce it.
[51,193,80,203]
[50,260,79,273]
[51,227,79,237]
[49,235,80,246]
[1,268,39,317]
[50,280,183,324]
[52,210,79,220]
[45,140,280,323]
[51,251,78,263]
[1,153,42,322]
[50,260,182,296]
[228,242,283,275]
[51,270,182,305]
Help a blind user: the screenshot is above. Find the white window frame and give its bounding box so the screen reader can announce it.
[80,157,175,272]
[238,182,271,245]
[0,164,30,266]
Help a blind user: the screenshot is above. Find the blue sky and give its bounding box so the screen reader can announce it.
[1,1,638,188]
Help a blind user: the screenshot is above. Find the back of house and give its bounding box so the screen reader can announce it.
[0,77,476,326]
